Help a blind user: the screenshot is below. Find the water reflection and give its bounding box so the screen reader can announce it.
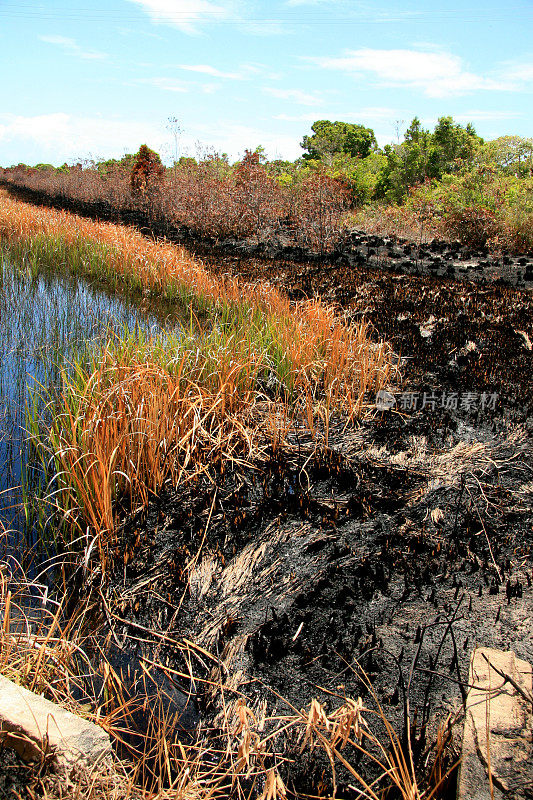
[0,258,160,548]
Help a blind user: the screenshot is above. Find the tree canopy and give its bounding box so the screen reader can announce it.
[375,116,483,202]
[478,135,533,176]
[300,120,378,163]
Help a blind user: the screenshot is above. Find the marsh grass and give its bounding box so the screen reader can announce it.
[0,248,161,555]
[40,316,392,554]
[0,192,394,555]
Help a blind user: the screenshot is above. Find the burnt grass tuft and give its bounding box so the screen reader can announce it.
[96,252,532,796]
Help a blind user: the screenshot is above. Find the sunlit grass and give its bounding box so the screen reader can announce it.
[0,191,395,554]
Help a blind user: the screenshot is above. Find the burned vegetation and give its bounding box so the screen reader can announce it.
[98,255,532,797]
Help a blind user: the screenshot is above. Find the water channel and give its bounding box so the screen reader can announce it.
[0,256,164,557]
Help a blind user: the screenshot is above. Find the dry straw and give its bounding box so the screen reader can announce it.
[0,539,457,799]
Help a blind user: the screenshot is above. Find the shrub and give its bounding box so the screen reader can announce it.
[130,145,165,199]
[404,169,533,253]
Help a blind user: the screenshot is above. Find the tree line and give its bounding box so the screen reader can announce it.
[3,117,533,254]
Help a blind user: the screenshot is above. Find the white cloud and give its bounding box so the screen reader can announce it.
[193,121,302,160]
[286,0,342,5]
[240,63,264,75]
[311,48,515,97]
[0,113,164,165]
[39,35,107,60]
[274,112,322,122]
[287,0,335,4]
[125,0,235,34]
[502,63,533,83]
[0,113,304,166]
[126,0,293,37]
[177,64,243,79]
[242,21,290,36]
[454,110,524,122]
[352,106,396,121]
[241,63,283,80]
[374,131,395,149]
[263,87,322,106]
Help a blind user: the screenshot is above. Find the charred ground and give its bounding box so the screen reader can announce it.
[96,254,532,797]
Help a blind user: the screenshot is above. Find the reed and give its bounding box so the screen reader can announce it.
[0,191,394,554]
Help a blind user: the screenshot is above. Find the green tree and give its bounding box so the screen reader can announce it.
[301,120,377,164]
[96,153,135,175]
[478,135,533,176]
[432,116,482,175]
[375,116,482,202]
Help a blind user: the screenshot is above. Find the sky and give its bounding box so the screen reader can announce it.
[0,0,532,166]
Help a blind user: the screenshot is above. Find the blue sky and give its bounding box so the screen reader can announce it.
[1,0,532,166]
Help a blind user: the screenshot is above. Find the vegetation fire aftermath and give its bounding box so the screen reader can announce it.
[0,15,532,796]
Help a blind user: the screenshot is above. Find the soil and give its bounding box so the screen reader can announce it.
[0,747,33,798]
[101,252,532,797]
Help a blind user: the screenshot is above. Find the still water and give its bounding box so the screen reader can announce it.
[0,257,161,550]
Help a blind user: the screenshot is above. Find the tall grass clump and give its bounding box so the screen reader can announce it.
[0,191,394,555]
[0,246,160,551]
[41,308,393,558]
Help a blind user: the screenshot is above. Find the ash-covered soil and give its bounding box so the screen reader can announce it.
[102,257,532,797]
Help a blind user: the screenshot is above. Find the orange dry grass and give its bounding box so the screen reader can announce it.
[48,314,393,551]
[1,191,395,549]
[0,188,286,314]
[0,190,392,406]
[49,352,266,548]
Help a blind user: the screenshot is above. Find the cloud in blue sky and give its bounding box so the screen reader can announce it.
[39,35,108,60]
[177,64,244,79]
[263,88,323,106]
[286,0,346,6]
[125,0,238,34]
[0,113,164,163]
[1,0,532,165]
[311,48,516,98]
[136,77,190,92]
[274,107,396,122]
[503,62,533,83]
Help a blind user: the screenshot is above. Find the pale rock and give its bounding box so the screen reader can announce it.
[0,674,112,770]
[457,647,532,800]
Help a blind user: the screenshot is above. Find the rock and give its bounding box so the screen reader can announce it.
[0,674,112,770]
[457,647,532,800]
